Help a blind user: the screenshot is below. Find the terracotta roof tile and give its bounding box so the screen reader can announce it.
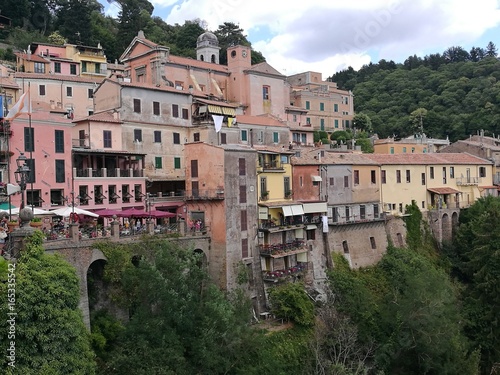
[74,111,122,124]
[15,53,49,63]
[168,55,229,73]
[365,153,492,165]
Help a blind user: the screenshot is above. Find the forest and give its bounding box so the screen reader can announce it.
[0,196,499,374]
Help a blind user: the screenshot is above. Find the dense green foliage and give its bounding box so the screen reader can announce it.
[331,44,500,141]
[444,196,500,372]
[0,231,96,374]
[0,1,265,64]
[268,282,315,326]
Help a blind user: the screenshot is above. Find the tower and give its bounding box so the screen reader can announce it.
[196,31,220,64]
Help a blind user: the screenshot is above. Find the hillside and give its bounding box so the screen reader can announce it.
[330,45,500,142]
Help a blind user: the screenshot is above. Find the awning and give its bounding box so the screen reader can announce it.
[311,175,322,182]
[258,206,268,219]
[306,224,317,230]
[282,206,293,217]
[302,202,328,214]
[221,107,236,116]
[427,187,461,194]
[291,204,304,215]
[208,105,223,114]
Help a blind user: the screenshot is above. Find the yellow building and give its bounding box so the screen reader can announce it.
[365,153,495,215]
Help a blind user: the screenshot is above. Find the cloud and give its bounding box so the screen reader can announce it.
[161,0,500,76]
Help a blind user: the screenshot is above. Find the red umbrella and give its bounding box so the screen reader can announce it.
[93,208,124,218]
[121,207,149,218]
[148,210,176,218]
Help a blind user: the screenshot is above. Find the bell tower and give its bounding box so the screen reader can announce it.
[196,31,220,64]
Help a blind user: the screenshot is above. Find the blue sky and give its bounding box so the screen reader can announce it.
[101,0,500,77]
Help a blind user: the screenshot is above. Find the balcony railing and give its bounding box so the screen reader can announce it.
[259,239,306,257]
[184,189,225,201]
[263,262,308,282]
[74,168,144,178]
[258,161,285,172]
[72,138,89,148]
[456,177,480,185]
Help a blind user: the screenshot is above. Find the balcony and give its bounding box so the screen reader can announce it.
[184,189,225,201]
[456,177,480,185]
[262,262,308,283]
[74,168,144,178]
[259,218,304,232]
[72,138,89,149]
[259,239,306,258]
[329,215,385,226]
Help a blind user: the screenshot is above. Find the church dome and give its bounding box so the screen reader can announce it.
[197,31,219,47]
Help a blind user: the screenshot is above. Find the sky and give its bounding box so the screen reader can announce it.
[102,0,500,78]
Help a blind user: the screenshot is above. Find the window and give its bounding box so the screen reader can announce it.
[443,167,447,184]
[242,238,248,258]
[344,175,349,188]
[335,119,339,128]
[354,170,360,185]
[174,157,181,169]
[370,237,376,249]
[239,158,246,176]
[373,204,379,218]
[273,132,279,143]
[66,86,72,97]
[403,147,407,153]
[70,64,77,75]
[305,101,310,110]
[55,130,64,153]
[360,205,366,219]
[450,166,455,178]
[345,206,351,221]
[220,133,227,144]
[262,85,270,100]
[342,240,349,254]
[24,127,34,152]
[241,210,247,231]
[39,85,46,96]
[421,172,426,185]
[175,81,183,89]
[329,177,334,186]
[390,147,394,154]
[172,104,179,118]
[182,108,189,119]
[260,177,267,197]
[479,166,486,177]
[411,147,415,153]
[306,117,311,125]
[95,63,101,74]
[239,185,247,203]
[54,62,61,73]
[133,98,141,113]
[191,160,198,177]
[430,166,434,179]
[134,129,142,142]
[55,160,65,183]
[34,62,45,73]
[396,170,401,183]
[173,132,180,144]
[88,88,93,99]
[154,130,161,143]
[406,170,411,183]
[103,130,111,148]
[193,133,200,142]
[284,176,290,196]
[82,61,87,72]
[320,118,325,130]
[155,157,162,169]
[320,102,325,111]
[153,101,160,115]
[334,103,338,112]
[25,159,35,183]
[371,170,376,184]
[241,130,248,142]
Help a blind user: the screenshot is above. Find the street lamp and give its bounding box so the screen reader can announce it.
[14,152,30,210]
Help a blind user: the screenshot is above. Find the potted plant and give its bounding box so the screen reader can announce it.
[30,217,43,228]
[7,219,18,232]
[285,190,292,198]
[261,191,269,200]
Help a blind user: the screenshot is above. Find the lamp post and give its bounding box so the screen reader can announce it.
[14,152,29,210]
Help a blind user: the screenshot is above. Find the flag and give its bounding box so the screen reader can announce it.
[227,117,234,127]
[5,89,31,120]
[212,114,224,133]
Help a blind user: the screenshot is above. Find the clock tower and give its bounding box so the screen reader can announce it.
[227,45,252,107]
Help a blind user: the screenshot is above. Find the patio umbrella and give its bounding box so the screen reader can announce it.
[120,207,148,218]
[11,207,54,215]
[51,206,99,218]
[93,208,124,218]
[149,210,176,218]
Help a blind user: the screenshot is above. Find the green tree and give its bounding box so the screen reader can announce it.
[0,231,96,374]
[47,31,66,45]
[215,22,265,65]
[353,112,373,133]
[268,282,315,326]
[117,0,154,53]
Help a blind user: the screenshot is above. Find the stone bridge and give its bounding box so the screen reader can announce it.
[44,234,211,329]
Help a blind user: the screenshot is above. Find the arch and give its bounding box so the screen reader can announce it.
[200,55,204,61]
[211,54,216,63]
[451,211,459,237]
[194,248,207,268]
